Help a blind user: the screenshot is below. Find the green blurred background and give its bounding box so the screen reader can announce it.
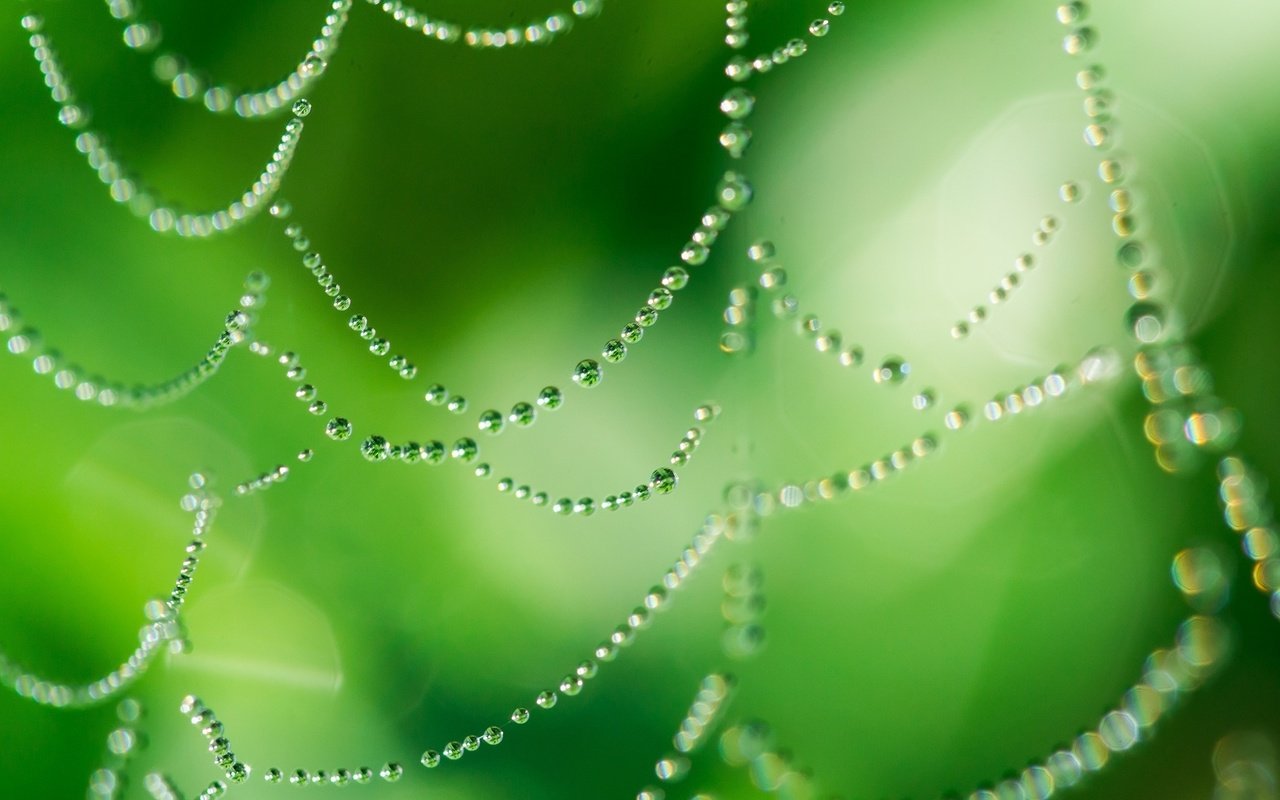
[1,0,1279,797]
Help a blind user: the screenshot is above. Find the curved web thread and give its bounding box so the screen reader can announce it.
[0,0,1272,797]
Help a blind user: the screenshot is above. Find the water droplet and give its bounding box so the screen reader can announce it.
[872,358,909,385]
[661,266,689,290]
[291,98,312,117]
[602,339,627,363]
[378,763,402,782]
[1126,302,1168,344]
[536,690,557,709]
[325,418,352,440]
[451,438,479,462]
[1056,1,1087,24]
[809,19,830,36]
[478,409,504,434]
[649,468,677,494]
[1063,27,1095,55]
[573,359,602,387]
[680,241,709,266]
[511,707,530,724]
[483,726,504,745]
[719,88,755,120]
[300,53,326,77]
[716,172,753,211]
[719,122,751,158]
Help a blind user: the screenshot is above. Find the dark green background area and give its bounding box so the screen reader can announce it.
[1,1,1279,798]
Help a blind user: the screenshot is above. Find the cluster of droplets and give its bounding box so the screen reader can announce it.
[0,279,259,409]
[86,698,146,799]
[718,1,842,159]
[412,513,730,775]
[369,0,602,49]
[20,14,310,236]
[767,432,939,513]
[0,478,217,708]
[233,462,291,496]
[745,241,925,393]
[485,404,717,519]
[717,719,820,796]
[107,0,349,117]
[721,565,766,660]
[528,513,727,714]
[977,348,1116,423]
[958,541,1232,800]
[1209,732,1279,799]
[637,674,735,797]
[573,197,746,392]
[1136,344,1241,473]
[473,386,561,436]
[1052,4,1280,635]
[271,205,421,381]
[951,217,1059,340]
[179,697,250,788]
[262,764,401,788]
[142,771,183,800]
[723,1,844,86]
[1213,458,1280,618]
[1058,7,1156,299]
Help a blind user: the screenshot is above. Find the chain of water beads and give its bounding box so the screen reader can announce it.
[86,697,148,800]
[722,2,846,90]
[737,242,926,398]
[368,0,603,50]
[488,404,719,518]
[0,480,218,708]
[721,564,766,661]
[716,3,846,161]
[104,0,351,118]
[637,673,736,797]
[951,212,1066,341]
[716,718,820,798]
[954,546,1231,800]
[0,275,263,409]
[269,196,729,417]
[1053,4,1280,624]
[192,512,730,785]
[20,14,310,238]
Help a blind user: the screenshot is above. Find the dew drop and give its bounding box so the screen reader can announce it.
[716,172,753,211]
[661,266,689,290]
[808,19,830,37]
[324,417,352,440]
[537,386,564,409]
[573,359,602,387]
[602,339,627,363]
[291,98,312,117]
[719,122,751,158]
[649,468,678,495]
[719,88,755,120]
[872,358,909,385]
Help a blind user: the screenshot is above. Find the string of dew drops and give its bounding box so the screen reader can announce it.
[20,14,311,237]
[1052,2,1280,619]
[0,481,219,709]
[950,209,1068,341]
[0,274,265,410]
[367,0,606,50]
[103,0,351,118]
[165,508,732,789]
